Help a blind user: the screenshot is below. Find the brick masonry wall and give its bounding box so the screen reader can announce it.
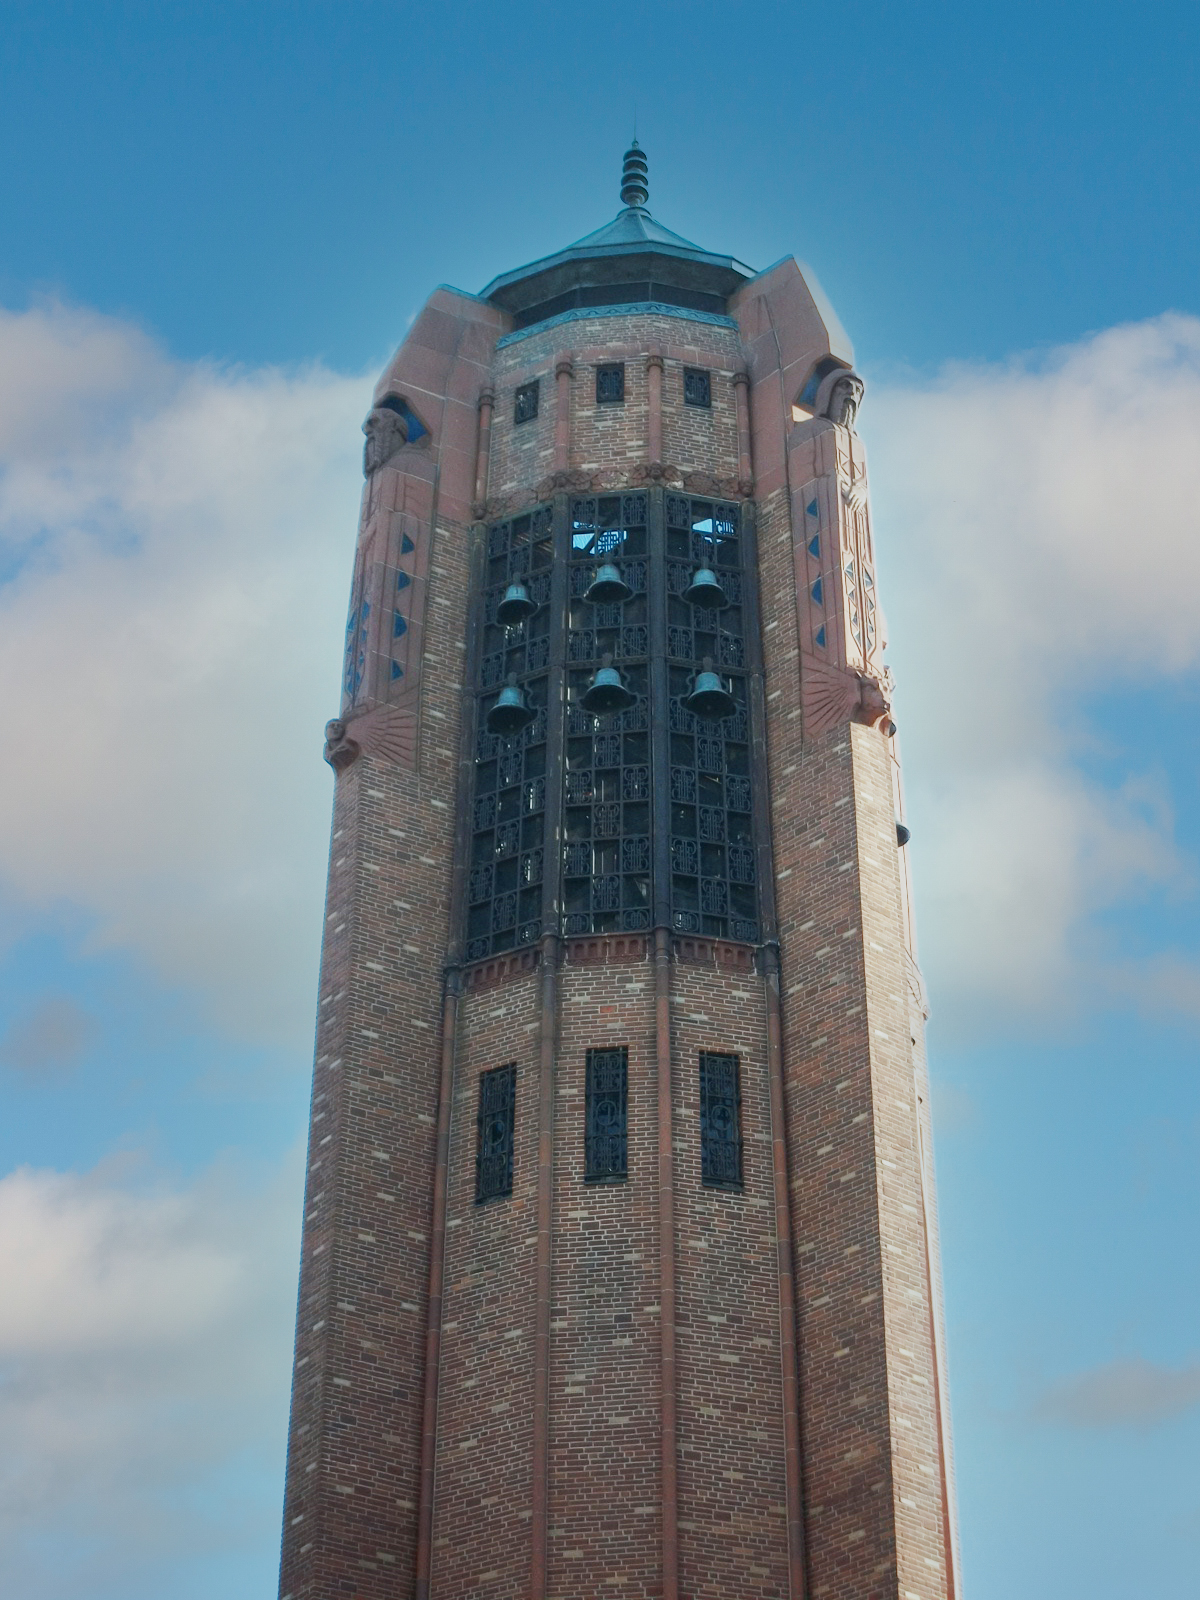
[486,313,744,495]
[547,955,661,1600]
[278,496,473,1600]
[755,463,952,1600]
[431,968,542,1597]
[670,959,791,1600]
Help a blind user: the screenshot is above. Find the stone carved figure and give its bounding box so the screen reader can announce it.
[363,404,409,476]
[324,718,361,772]
[823,371,865,429]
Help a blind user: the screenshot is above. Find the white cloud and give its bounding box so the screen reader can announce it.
[1033,1356,1200,1428]
[0,1153,302,1600]
[0,301,371,1043]
[866,313,1200,1032]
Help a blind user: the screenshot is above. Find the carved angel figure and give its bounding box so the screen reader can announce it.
[823,372,865,429]
[840,463,869,513]
[363,405,409,476]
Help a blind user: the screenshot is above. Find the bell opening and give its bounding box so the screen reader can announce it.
[584,564,633,606]
[682,564,728,610]
[496,582,538,626]
[684,660,736,721]
[580,657,637,716]
[486,680,536,738]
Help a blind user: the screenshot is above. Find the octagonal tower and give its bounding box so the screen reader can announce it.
[278,144,959,1600]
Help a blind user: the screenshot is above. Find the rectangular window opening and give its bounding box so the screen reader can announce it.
[683,368,712,408]
[596,363,625,405]
[476,1063,516,1203]
[514,381,539,425]
[585,1046,628,1182]
[699,1051,742,1189]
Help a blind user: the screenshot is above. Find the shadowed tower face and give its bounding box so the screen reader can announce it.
[279,144,960,1600]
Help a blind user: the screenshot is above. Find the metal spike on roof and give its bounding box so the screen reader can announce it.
[620,140,649,209]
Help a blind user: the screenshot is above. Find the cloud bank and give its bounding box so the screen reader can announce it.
[0,1154,302,1600]
[0,301,370,1044]
[866,313,1200,1033]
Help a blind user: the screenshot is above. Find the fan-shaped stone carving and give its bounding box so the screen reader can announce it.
[323,701,419,772]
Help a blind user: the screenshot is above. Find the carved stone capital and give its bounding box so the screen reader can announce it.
[477,388,495,412]
[682,469,745,500]
[732,369,750,390]
[629,460,684,489]
[645,351,665,372]
[555,357,574,380]
[534,468,594,501]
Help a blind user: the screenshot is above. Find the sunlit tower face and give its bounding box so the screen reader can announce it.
[279,144,960,1600]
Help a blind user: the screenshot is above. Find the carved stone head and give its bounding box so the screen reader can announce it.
[324,718,361,772]
[363,406,409,476]
[824,372,865,429]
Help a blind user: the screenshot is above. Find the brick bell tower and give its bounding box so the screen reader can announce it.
[278,143,960,1600]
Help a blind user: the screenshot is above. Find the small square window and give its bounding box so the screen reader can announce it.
[699,1051,742,1189]
[684,368,712,408]
[596,363,625,405]
[514,381,539,425]
[585,1046,628,1182]
[476,1063,516,1203]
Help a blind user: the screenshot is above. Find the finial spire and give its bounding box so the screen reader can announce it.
[620,140,648,209]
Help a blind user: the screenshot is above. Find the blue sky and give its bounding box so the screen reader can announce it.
[0,4,1198,1597]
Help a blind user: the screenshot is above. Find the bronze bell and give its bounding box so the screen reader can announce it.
[580,654,636,715]
[682,560,728,610]
[684,657,736,721]
[584,563,633,605]
[496,581,537,625]
[486,674,536,738]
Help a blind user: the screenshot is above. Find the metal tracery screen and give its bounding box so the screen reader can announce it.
[699,1051,742,1189]
[462,493,761,958]
[476,1062,516,1203]
[465,507,553,961]
[665,497,758,942]
[585,1046,628,1182]
[564,494,651,936]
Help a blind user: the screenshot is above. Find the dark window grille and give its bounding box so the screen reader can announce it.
[476,1063,516,1203]
[665,499,759,943]
[699,1052,742,1189]
[463,494,762,959]
[596,363,625,404]
[585,1047,628,1182]
[514,381,539,424]
[564,495,652,936]
[466,507,553,961]
[683,368,712,408]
